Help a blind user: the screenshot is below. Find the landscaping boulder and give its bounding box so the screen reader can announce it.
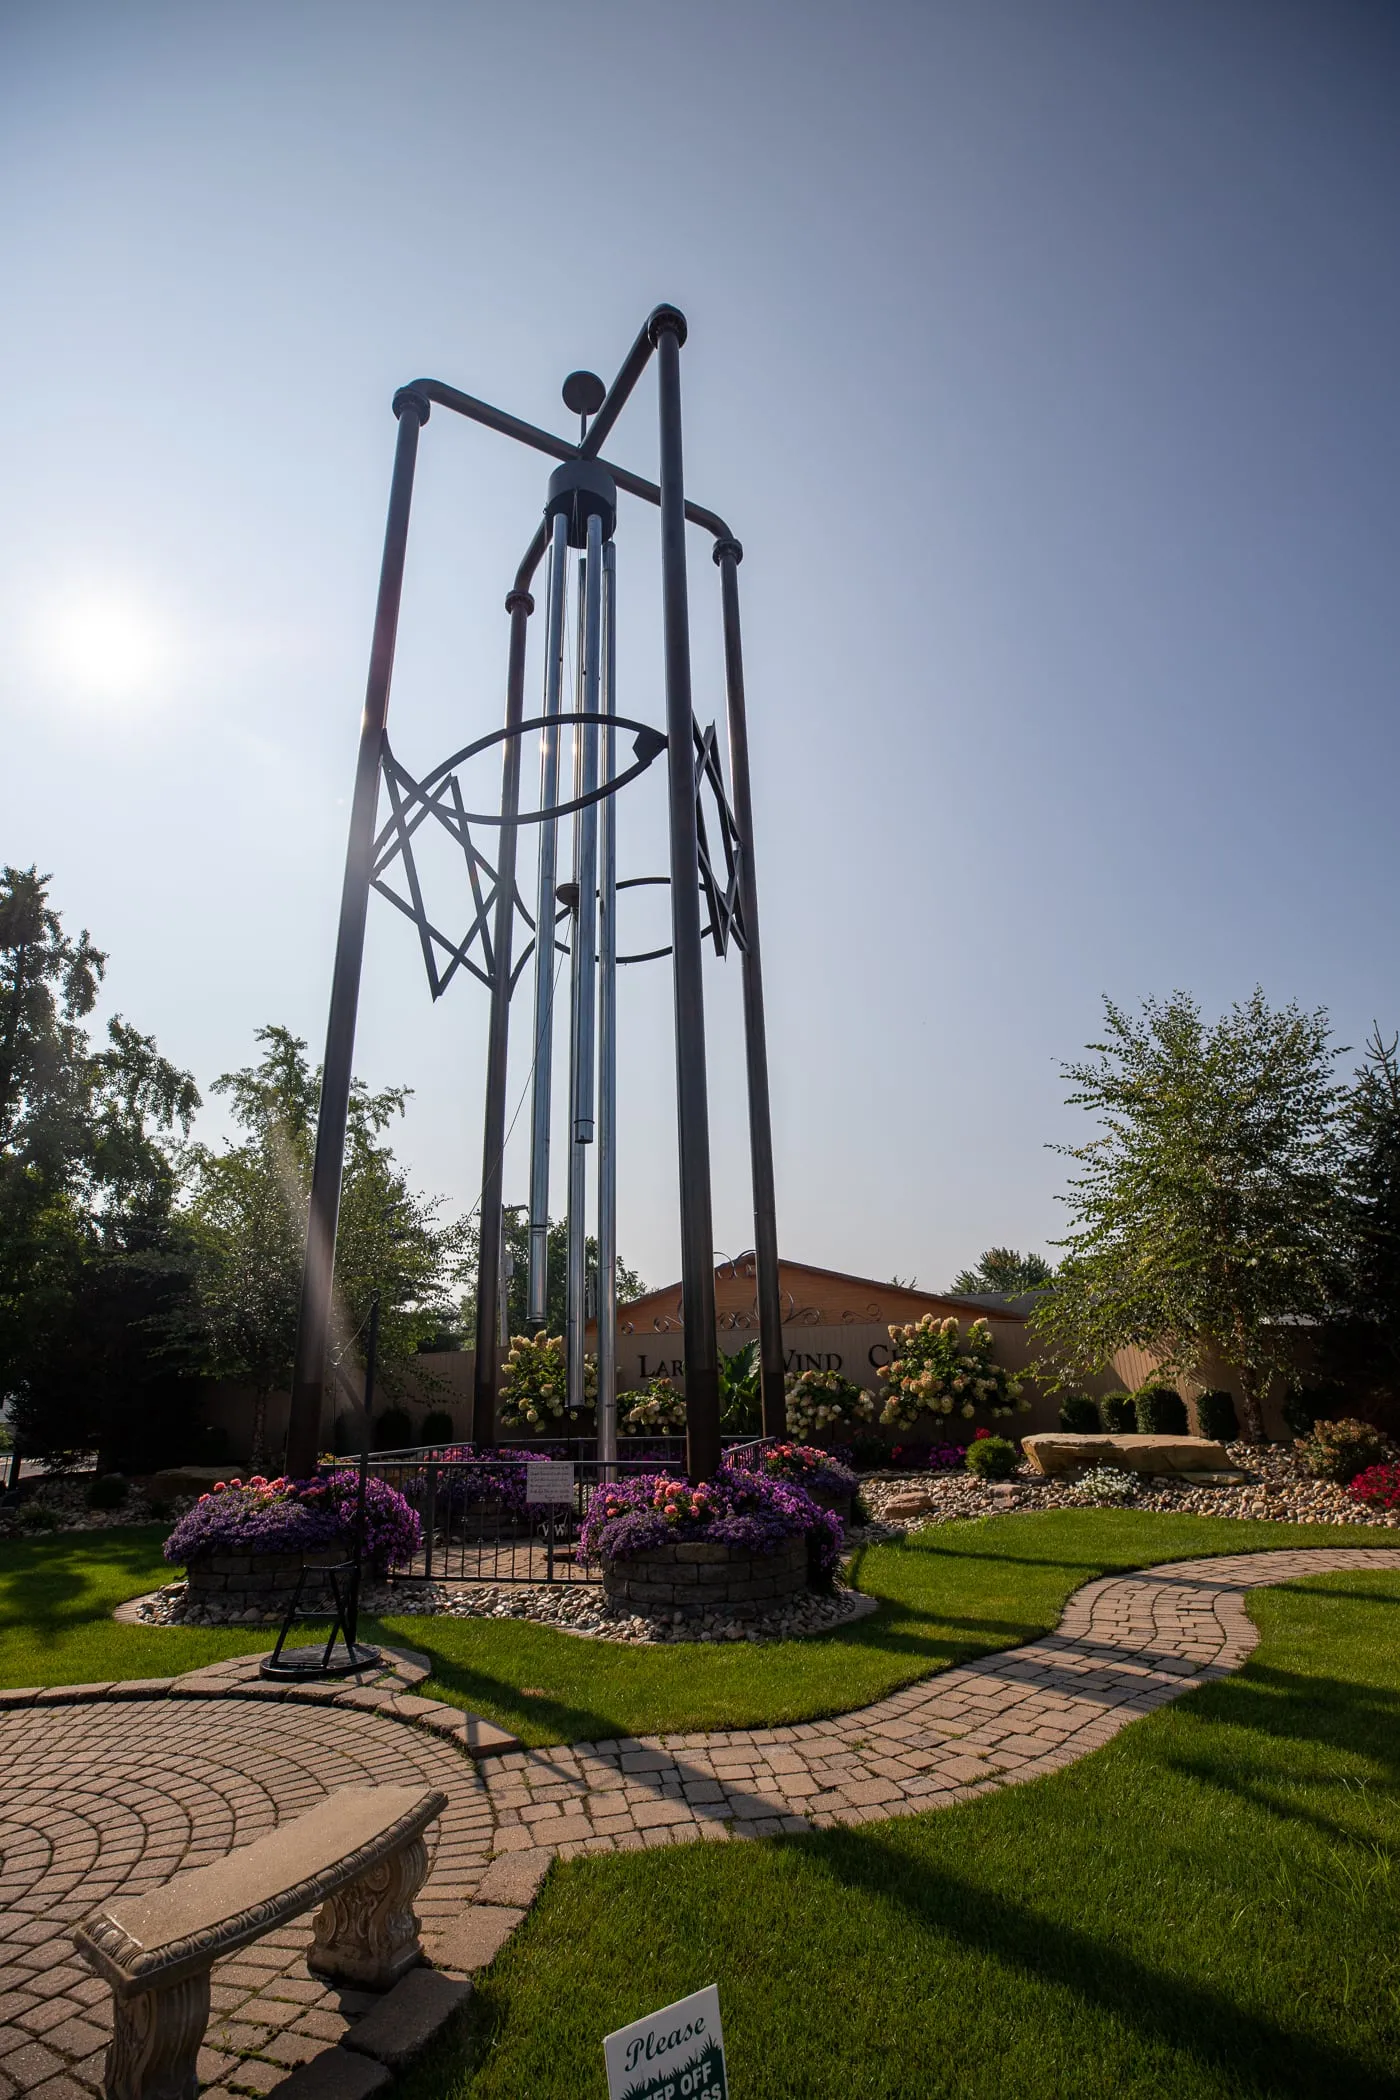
[1022,1433,1238,1480]
[881,1491,939,1520]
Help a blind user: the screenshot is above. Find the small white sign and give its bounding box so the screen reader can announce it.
[524,1459,576,1505]
[604,1985,727,2100]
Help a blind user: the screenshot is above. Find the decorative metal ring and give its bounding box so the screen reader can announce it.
[406,712,666,827]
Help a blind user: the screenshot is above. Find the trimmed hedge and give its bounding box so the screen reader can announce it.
[374,1406,413,1450]
[1058,1397,1100,1434]
[1099,1392,1136,1432]
[1195,1390,1239,1442]
[1134,1386,1189,1435]
[420,1409,455,1444]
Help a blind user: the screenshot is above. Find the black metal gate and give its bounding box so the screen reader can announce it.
[369,1440,767,1586]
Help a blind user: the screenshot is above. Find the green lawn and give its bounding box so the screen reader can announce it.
[2,1513,1397,1751]
[401,1566,1400,2099]
[5,1519,1399,2093]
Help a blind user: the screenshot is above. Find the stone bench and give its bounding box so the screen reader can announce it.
[72,1782,447,2100]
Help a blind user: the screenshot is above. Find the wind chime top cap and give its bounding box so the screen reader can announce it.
[545,457,618,548]
[562,370,607,417]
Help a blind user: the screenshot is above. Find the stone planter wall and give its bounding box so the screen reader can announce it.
[601,1533,808,1618]
[185,1547,348,1610]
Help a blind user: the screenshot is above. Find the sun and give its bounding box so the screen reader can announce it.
[41,588,175,708]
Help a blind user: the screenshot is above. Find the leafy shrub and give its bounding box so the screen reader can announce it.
[725,1443,858,1497]
[878,1315,1027,1429]
[164,1471,421,1575]
[1099,1392,1136,1432]
[85,1474,129,1510]
[1067,1465,1138,1507]
[420,1410,455,1444]
[374,1407,413,1450]
[16,1502,60,1532]
[580,1470,843,1581]
[622,1375,687,1434]
[964,1430,1018,1480]
[1346,1462,1400,1512]
[846,1432,892,1469]
[785,1368,876,1440]
[1134,1386,1188,1435]
[1297,1417,1398,1485]
[1194,1390,1239,1442]
[1058,1397,1100,1434]
[500,1331,596,1432]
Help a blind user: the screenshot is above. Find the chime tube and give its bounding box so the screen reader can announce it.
[573,512,603,1142]
[566,512,604,1416]
[526,510,570,1329]
[596,540,619,1465]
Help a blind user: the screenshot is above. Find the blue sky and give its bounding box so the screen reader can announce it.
[2,1,1397,1295]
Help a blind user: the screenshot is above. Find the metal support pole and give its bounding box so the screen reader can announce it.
[597,540,619,1466]
[527,512,570,1328]
[346,1290,378,1653]
[471,581,536,1445]
[651,308,721,1482]
[715,542,786,1439]
[286,389,427,1481]
[566,515,603,1417]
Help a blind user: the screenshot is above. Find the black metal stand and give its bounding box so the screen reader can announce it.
[259,1561,380,1680]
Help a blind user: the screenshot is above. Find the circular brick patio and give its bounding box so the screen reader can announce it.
[0,1699,493,2100]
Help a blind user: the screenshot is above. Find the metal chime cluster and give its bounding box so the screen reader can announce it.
[283,307,784,1485]
[528,424,624,1456]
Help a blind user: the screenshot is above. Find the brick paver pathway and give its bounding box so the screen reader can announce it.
[1,1546,1396,2099]
[482,1548,1400,1851]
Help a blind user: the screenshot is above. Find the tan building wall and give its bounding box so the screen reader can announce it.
[201,1255,1306,1462]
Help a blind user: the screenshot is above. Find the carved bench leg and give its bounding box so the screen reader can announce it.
[105,1970,211,2100]
[308,1834,429,1989]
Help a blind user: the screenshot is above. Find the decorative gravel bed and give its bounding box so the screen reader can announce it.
[0,1478,182,1536]
[858,1441,1400,1530]
[126,1574,878,1645]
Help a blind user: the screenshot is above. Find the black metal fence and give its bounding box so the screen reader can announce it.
[368,1439,768,1587]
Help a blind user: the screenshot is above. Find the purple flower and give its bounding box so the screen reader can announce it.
[164,1472,421,1576]
[724,1442,858,1496]
[579,1469,843,1580]
[398,1444,554,1520]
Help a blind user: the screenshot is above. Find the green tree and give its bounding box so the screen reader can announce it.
[460,1209,647,1343]
[951,1248,1054,1295]
[180,1027,466,1470]
[0,869,200,1464]
[1031,990,1346,1441]
[1317,1029,1400,1427]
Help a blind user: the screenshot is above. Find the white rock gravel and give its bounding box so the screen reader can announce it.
[127,1574,879,1645]
[858,1441,1399,1531]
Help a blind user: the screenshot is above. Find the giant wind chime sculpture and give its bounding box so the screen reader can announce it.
[282,307,783,1485]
